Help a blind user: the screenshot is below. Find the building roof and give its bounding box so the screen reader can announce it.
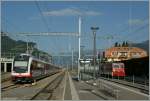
[105,47,146,53]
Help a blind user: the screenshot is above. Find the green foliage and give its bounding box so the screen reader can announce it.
[114,42,118,47]
[125,41,129,47]
[122,41,126,47]
[114,41,129,47]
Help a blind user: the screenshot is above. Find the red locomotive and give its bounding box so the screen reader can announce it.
[100,62,125,77]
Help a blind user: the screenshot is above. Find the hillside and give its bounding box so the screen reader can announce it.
[1,32,36,54]
[131,40,149,54]
[1,32,52,62]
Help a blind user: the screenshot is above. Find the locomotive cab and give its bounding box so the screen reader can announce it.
[11,54,32,83]
[101,62,126,77]
[112,63,125,76]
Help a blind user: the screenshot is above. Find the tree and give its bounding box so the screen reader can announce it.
[114,42,118,47]
[125,41,129,47]
[122,41,126,47]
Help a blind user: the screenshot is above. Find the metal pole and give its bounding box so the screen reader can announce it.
[98,57,101,77]
[72,49,74,71]
[84,60,85,73]
[26,36,29,54]
[78,16,81,81]
[133,75,134,85]
[67,64,68,72]
[93,31,96,79]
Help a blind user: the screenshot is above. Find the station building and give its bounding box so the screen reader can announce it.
[1,58,13,72]
[105,46,147,62]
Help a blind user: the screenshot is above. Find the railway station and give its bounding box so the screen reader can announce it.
[1,58,13,72]
[1,1,149,100]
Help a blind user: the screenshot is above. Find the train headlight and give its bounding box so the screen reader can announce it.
[113,69,116,72]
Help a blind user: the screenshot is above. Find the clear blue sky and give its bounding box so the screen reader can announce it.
[2,1,149,55]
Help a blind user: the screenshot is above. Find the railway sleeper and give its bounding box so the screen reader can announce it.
[30,73,64,100]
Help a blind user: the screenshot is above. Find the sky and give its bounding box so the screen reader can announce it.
[1,1,149,55]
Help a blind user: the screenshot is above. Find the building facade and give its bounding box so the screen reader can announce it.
[0,58,13,72]
[105,47,147,62]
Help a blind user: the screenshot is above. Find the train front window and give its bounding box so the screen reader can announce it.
[13,61,28,73]
[120,64,124,68]
[14,61,28,67]
[13,67,28,73]
[113,64,120,68]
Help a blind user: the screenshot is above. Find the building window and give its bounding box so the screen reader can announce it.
[132,52,137,55]
[112,51,118,56]
[120,52,127,57]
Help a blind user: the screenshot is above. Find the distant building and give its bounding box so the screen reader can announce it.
[105,46,147,62]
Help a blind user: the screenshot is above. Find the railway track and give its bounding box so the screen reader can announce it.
[1,72,60,92]
[30,72,65,100]
[99,77,149,94]
[1,84,22,92]
[80,72,149,94]
[81,80,116,100]
[115,76,149,86]
[84,78,149,100]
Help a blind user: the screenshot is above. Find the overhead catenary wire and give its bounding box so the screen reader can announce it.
[35,1,50,32]
[43,2,59,54]
[44,1,58,55]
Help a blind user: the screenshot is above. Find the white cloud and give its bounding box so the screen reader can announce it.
[43,8,102,16]
[128,19,145,26]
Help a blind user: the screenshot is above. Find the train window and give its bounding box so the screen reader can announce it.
[13,67,28,73]
[31,61,37,69]
[120,64,124,68]
[14,61,28,67]
[37,63,44,68]
[113,64,120,68]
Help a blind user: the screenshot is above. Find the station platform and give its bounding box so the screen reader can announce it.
[64,71,149,100]
[64,71,105,100]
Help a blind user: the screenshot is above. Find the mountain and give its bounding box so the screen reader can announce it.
[1,32,36,54]
[131,40,149,54]
[1,32,52,62]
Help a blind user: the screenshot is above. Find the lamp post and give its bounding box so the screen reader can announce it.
[78,16,81,81]
[81,45,85,80]
[81,45,85,59]
[71,49,74,71]
[91,27,99,79]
